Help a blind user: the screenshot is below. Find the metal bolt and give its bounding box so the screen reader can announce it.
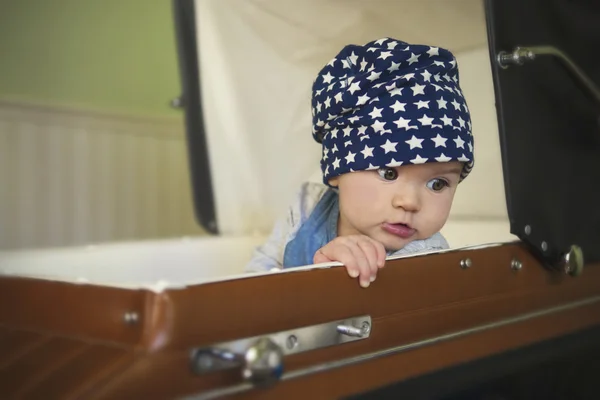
[360,321,371,336]
[123,312,139,325]
[460,258,472,269]
[286,335,298,350]
[524,225,532,235]
[541,241,548,252]
[511,258,523,271]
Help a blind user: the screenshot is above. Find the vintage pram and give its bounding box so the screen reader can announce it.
[1,0,600,398]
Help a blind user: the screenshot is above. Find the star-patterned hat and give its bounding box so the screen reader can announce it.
[312,37,474,185]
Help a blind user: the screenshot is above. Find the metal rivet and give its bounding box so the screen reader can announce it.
[460,258,472,269]
[123,312,139,325]
[541,241,548,252]
[360,321,371,336]
[524,225,532,235]
[511,258,523,271]
[286,335,298,350]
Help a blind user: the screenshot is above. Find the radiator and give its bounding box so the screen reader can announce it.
[0,101,206,250]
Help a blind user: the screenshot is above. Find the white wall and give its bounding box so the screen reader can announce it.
[0,102,205,250]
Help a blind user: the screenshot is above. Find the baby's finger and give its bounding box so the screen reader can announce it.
[313,250,332,265]
[370,239,387,268]
[320,243,360,278]
[356,238,379,278]
[346,244,373,288]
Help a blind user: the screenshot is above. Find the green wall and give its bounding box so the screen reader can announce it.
[0,0,182,118]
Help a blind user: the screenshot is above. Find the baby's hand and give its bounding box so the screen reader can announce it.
[313,235,386,288]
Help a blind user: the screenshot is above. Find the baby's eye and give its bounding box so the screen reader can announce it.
[426,178,449,192]
[377,167,398,181]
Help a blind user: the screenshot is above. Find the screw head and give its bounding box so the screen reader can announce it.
[524,225,532,235]
[541,241,548,252]
[460,258,472,269]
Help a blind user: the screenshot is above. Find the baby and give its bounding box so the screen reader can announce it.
[244,37,474,287]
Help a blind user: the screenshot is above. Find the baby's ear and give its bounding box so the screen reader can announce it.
[328,176,340,187]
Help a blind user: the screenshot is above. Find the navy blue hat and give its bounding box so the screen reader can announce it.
[311,37,474,184]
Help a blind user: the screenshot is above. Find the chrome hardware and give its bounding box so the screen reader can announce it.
[337,321,371,338]
[496,46,600,106]
[561,245,584,277]
[541,241,548,252]
[123,312,139,325]
[511,258,523,271]
[190,315,372,380]
[242,338,284,387]
[524,225,532,235]
[460,258,472,269]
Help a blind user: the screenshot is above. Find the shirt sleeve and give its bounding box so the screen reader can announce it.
[243,182,329,273]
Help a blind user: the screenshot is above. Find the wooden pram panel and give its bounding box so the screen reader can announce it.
[1,243,600,399]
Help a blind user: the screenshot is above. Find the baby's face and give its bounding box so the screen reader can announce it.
[329,162,463,252]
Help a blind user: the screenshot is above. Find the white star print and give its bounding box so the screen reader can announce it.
[390,100,407,113]
[332,157,341,169]
[406,135,424,149]
[332,144,338,153]
[403,73,416,81]
[367,71,382,81]
[387,41,398,49]
[327,113,335,121]
[411,83,426,96]
[451,99,461,110]
[381,139,398,154]
[342,59,351,69]
[374,38,387,45]
[349,51,358,65]
[454,136,465,149]
[356,94,370,106]
[441,114,453,126]
[434,74,442,82]
[348,81,361,95]
[324,97,331,108]
[357,126,367,135]
[322,148,329,160]
[432,84,443,92]
[360,60,368,71]
[414,100,430,109]
[435,153,452,162]
[361,145,374,158]
[348,115,361,123]
[368,163,378,170]
[324,165,330,175]
[359,135,370,141]
[369,107,383,119]
[427,47,439,57]
[327,58,336,67]
[433,60,445,67]
[394,117,411,130]
[385,82,396,91]
[458,154,470,162]
[410,154,428,164]
[457,116,466,128]
[322,72,334,84]
[421,70,432,82]
[407,52,420,65]
[371,120,386,133]
[387,61,401,73]
[431,134,448,147]
[344,140,352,147]
[437,97,448,109]
[468,142,473,152]
[373,82,385,89]
[378,51,393,60]
[389,87,403,97]
[330,129,339,139]
[343,127,353,137]
[345,151,356,163]
[335,92,343,103]
[417,114,434,126]
[387,158,403,167]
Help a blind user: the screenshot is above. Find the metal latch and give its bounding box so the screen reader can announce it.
[190,315,371,387]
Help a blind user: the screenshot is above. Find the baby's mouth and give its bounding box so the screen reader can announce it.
[381,222,416,239]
